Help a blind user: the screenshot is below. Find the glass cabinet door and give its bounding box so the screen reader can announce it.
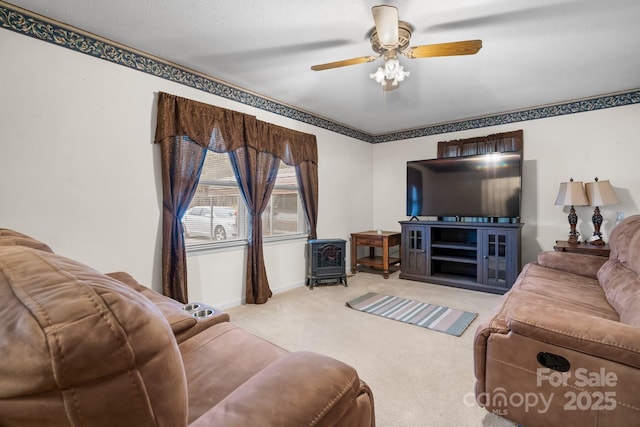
[403,225,427,276]
[484,230,508,288]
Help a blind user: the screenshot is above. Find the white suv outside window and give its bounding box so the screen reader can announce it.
[182,206,237,241]
[184,151,307,248]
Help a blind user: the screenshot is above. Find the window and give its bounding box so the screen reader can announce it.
[183,151,307,247]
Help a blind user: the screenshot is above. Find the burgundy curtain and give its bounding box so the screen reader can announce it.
[295,161,318,240]
[229,147,281,304]
[158,136,206,303]
[154,92,318,303]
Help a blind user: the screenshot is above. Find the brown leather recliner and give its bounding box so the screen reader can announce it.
[0,229,375,426]
[474,215,640,426]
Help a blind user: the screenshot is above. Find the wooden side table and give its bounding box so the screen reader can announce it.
[554,240,611,257]
[351,231,401,279]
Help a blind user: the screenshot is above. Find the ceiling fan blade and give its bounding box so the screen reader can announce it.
[372,5,399,49]
[405,40,482,59]
[311,55,377,71]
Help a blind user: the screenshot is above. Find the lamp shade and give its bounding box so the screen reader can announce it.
[585,179,619,207]
[554,180,588,206]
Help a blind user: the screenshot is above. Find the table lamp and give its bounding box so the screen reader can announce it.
[554,178,588,244]
[585,177,619,245]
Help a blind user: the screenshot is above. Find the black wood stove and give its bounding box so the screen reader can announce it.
[306,239,347,289]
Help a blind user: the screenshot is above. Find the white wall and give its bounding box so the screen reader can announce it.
[372,104,640,265]
[2,27,638,308]
[0,29,373,307]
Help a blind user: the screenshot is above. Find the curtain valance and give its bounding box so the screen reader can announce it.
[437,130,523,158]
[154,92,317,165]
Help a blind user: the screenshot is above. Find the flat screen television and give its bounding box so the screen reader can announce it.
[406,152,522,220]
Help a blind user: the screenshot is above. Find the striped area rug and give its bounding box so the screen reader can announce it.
[346,292,477,337]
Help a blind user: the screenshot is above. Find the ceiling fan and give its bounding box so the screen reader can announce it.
[311,5,482,90]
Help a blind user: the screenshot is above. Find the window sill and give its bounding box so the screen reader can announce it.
[186,233,308,256]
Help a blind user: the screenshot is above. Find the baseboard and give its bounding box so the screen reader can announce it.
[215,280,306,310]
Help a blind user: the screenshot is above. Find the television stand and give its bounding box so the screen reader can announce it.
[399,220,523,294]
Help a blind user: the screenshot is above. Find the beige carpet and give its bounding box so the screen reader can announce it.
[226,271,518,427]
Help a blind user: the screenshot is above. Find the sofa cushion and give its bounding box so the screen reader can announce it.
[0,228,53,253]
[607,214,640,273]
[0,245,188,427]
[536,250,606,279]
[510,263,618,319]
[598,260,640,326]
[179,322,289,423]
[478,263,619,344]
[190,352,369,427]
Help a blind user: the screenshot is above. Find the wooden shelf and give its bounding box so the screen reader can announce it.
[431,255,477,264]
[431,241,477,250]
[429,272,477,284]
[357,256,401,267]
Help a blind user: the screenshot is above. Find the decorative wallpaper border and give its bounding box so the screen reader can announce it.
[370,90,640,143]
[2,2,640,144]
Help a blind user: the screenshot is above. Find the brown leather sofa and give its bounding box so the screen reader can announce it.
[0,229,375,426]
[474,215,640,426]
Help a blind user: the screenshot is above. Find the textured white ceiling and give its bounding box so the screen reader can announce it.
[5,0,640,137]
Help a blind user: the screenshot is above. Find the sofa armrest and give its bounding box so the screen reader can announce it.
[190,351,374,427]
[106,272,230,342]
[536,251,607,279]
[507,305,640,368]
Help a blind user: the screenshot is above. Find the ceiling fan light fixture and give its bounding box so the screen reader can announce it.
[310,5,481,92]
[369,67,386,85]
[369,58,410,88]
